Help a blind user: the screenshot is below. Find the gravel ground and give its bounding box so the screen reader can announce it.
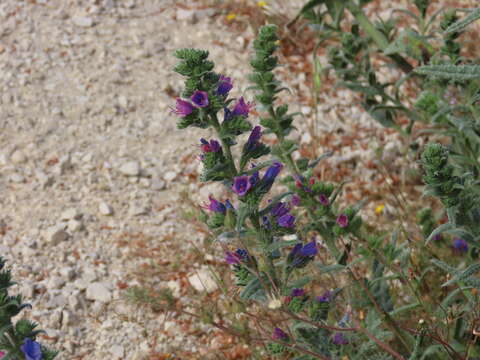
[1,0,476,359]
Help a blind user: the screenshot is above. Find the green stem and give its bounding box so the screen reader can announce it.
[211,114,237,176]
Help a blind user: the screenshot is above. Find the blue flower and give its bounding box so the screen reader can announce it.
[270,202,290,218]
[172,98,195,117]
[263,162,283,183]
[332,332,348,345]
[190,90,209,108]
[204,196,226,214]
[272,327,289,341]
[217,75,233,96]
[245,126,262,151]
[287,241,317,268]
[20,338,42,360]
[316,290,332,303]
[232,175,252,196]
[277,213,295,228]
[232,97,253,117]
[453,238,468,253]
[291,288,305,297]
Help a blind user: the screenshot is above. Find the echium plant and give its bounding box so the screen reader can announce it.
[0,257,57,360]
[172,23,480,359]
[172,25,369,359]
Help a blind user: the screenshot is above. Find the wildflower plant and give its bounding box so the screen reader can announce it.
[172,17,480,360]
[0,257,57,360]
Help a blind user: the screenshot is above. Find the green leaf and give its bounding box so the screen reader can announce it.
[317,263,345,274]
[442,263,480,287]
[308,151,333,169]
[240,277,264,301]
[425,222,455,244]
[266,240,298,253]
[444,8,480,34]
[288,276,312,290]
[414,65,480,81]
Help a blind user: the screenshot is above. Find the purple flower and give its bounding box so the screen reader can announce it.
[249,170,260,186]
[288,241,317,268]
[316,290,332,303]
[291,195,300,206]
[225,251,242,265]
[301,241,318,256]
[172,98,195,117]
[232,175,252,196]
[226,249,249,265]
[225,199,234,209]
[291,288,305,297]
[272,327,289,341]
[277,213,295,228]
[433,233,442,241]
[318,194,329,206]
[332,333,348,346]
[336,214,349,228]
[271,202,290,218]
[190,90,209,108]
[217,75,233,96]
[20,338,42,360]
[246,126,262,151]
[0,351,5,358]
[204,196,226,214]
[200,138,221,153]
[232,97,253,117]
[453,238,468,253]
[263,162,283,184]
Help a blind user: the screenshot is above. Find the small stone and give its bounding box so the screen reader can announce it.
[36,171,54,189]
[163,171,176,182]
[11,150,27,164]
[44,227,69,245]
[119,161,140,176]
[60,267,76,281]
[86,282,112,303]
[129,204,149,217]
[118,95,128,108]
[301,132,312,144]
[151,178,166,191]
[110,345,125,358]
[10,173,25,183]
[68,219,83,232]
[74,279,89,290]
[188,268,218,293]
[47,276,66,290]
[61,208,80,221]
[166,280,180,297]
[139,178,150,188]
[98,202,113,216]
[73,16,94,28]
[68,294,81,310]
[176,9,197,23]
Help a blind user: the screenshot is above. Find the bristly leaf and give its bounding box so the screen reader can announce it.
[443,8,480,34]
[414,65,480,80]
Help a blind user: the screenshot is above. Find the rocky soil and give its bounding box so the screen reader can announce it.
[1,0,476,359]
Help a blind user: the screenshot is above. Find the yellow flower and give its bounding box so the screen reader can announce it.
[226,13,237,21]
[257,1,267,7]
[375,204,385,214]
